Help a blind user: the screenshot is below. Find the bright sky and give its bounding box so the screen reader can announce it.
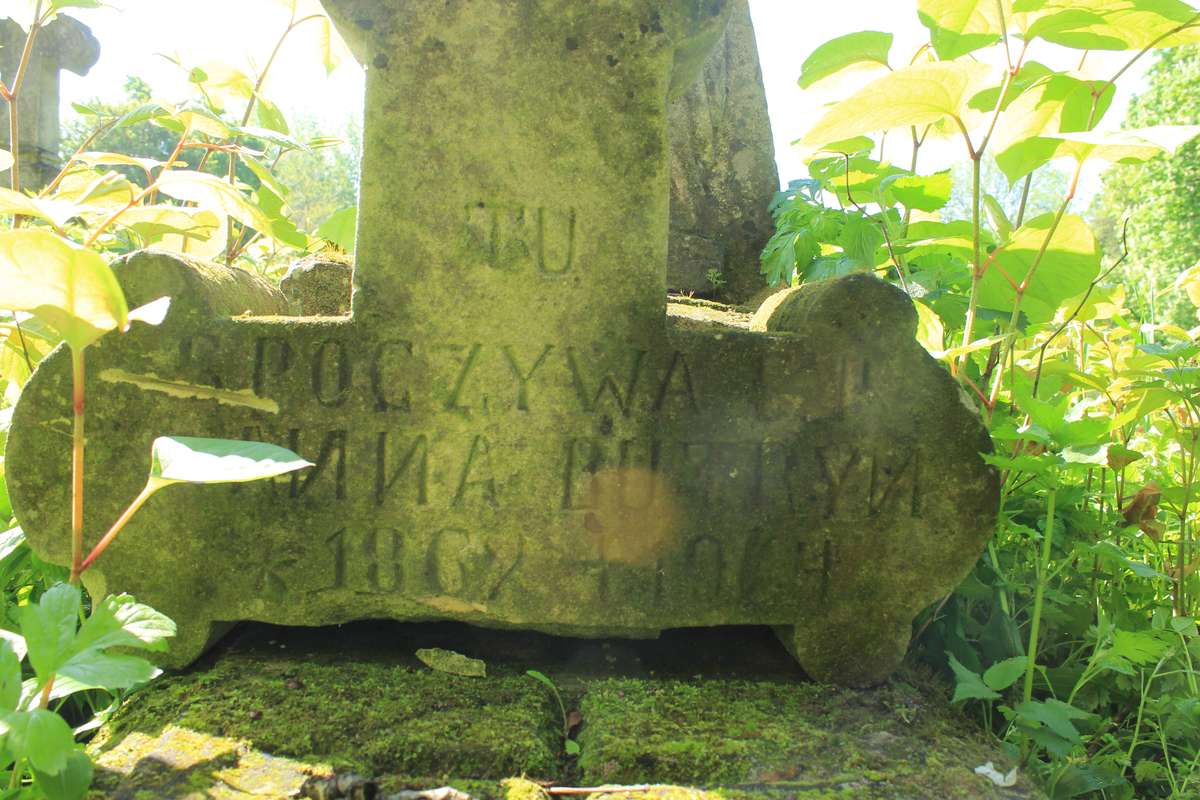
[53,0,1151,202]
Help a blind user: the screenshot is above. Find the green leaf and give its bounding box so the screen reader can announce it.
[948,652,1001,702]
[1021,0,1200,50]
[148,437,313,487]
[798,31,892,89]
[918,0,1010,58]
[316,206,358,252]
[0,641,22,714]
[992,73,1116,183]
[1061,443,1143,469]
[255,95,290,135]
[155,171,277,240]
[0,230,128,350]
[1045,125,1200,164]
[983,194,1013,242]
[2,710,76,775]
[20,584,84,681]
[885,171,953,212]
[73,595,175,655]
[802,61,996,148]
[565,739,581,756]
[32,748,92,800]
[1089,541,1169,579]
[979,213,1099,323]
[1012,698,1090,743]
[983,656,1028,691]
[118,206,221,246]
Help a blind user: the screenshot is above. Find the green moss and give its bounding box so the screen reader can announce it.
[91,647,562,780]
[576,669,1041,799]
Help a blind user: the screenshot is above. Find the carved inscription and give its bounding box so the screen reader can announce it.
[464,201,576,274]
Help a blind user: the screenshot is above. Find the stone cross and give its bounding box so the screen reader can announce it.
[6,0,998,686]
[0,14,100,189]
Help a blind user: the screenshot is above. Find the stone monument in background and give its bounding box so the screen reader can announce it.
[668,1,777,301]
[0,14,100,189]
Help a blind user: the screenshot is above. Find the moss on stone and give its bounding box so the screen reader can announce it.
[91,647,562,781]
[576,669,1042,798]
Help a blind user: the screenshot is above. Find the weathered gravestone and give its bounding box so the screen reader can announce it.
[0,14,101,189]
[667,0,778,301]
[6,0,999,687]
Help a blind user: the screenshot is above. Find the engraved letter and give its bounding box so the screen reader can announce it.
[455,435,498,507]
[502,344,553,411]
[653,351,698,412]
[375,432,429,506]
[312,340,352,408]
[537,207,575,274]
[371,340,413,412]
[253,338,292,396]
[445,343,483,413]
[567,348,645,417]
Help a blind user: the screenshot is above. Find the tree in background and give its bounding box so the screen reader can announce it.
[62,77,360,249]
[1093,46,1200,326]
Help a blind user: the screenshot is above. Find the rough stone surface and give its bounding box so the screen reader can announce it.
[280,255,353,316]
[7,0,998,686]
[0,14,101,188]
[85,623,1043,799]
[667,0,778,301]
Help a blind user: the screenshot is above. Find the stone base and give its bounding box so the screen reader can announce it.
[87,622,1041,799]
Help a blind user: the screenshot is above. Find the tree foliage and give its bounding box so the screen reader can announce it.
[1094,45,1200,326]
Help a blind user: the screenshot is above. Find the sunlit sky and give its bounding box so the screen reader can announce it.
[52,0,1153,202]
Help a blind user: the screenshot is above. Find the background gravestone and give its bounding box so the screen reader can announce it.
[0,14,100,189]
[667,0,778,301]
[6,0,998,687]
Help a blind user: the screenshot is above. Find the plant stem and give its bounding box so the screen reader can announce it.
[78,480,162,574]
[957,155,983,375]
[68,347,85,585]
[1023,484,1057,704]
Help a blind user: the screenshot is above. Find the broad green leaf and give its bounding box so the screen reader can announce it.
[1089,541,1169,579]
[948,653,1001,702]
[914,300,945,354]
[118,206,221,246]
[798,31,892,89]
[566,739,582,756]
[979,213,1099,323]
[72,595,175,655]
[56,652,158,691]
[317,206,357,252]
[1012,698,1089,743]
[983,656,1029,691]
[148,436,313,487]
[1018,0,1200,50]
[255,95,290,135]
[0,230,128,350]
[32,748,92,800]
[884,171,952,212]
[192,62,255,110]
[2,710,76,775]
[157,104,231,139]
[237,125,307,153]
[1061,442,1143,469]
[73,152,167,172]
[0,188,55,225]
[20,584,83,680]
[0,641,21,714]
[156,171,277,239]
[918,0,1011,58]
[0,150,11,174]
[983,194,1013,242]
[992,73,1115,183]
[255,186,308,249]
[801,61,995,148]
[1045,125,1200,164]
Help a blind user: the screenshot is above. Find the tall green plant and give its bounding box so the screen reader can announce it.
[0,3,322,797]
[770,2,1200,796]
